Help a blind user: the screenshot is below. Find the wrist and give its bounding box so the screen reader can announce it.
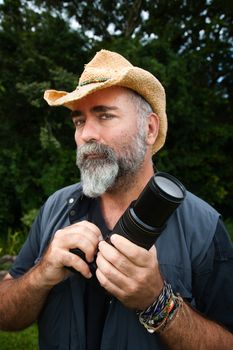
[137,281,183,333]
[29,259,64,290]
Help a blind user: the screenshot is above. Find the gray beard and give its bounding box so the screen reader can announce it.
[76,131,147,198]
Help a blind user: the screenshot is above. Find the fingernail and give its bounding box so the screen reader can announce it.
[98,240,104,248]
[110,234,116,243]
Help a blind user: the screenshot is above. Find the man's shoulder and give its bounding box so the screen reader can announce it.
[37,183,84,245]
[180,190,220,237]
[45,183,83,207]
[178,190,220,266]
[184,190,219,216]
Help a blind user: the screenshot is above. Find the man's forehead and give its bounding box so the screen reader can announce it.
[72,86,132,106]
[70,86,135,116]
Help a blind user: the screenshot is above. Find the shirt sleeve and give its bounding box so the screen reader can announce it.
[9,206,44,278]
[193,218,233,332]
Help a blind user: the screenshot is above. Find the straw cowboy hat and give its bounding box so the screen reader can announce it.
[44,49,167,154]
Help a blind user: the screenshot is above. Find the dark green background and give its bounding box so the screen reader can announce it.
[0,0,232,242]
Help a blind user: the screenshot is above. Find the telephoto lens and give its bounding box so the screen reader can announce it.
[68,171,186,273]
[111,172,186,250]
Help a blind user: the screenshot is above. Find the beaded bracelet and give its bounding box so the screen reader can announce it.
[137,281,183,333]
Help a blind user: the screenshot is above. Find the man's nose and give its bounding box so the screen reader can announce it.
[79,119,101,143]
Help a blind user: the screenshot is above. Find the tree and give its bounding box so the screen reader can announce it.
[0,0,232,239]
[0,0,88,233]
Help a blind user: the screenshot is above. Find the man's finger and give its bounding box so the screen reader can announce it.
[109,234,153,267]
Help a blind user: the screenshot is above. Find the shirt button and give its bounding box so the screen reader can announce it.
[70,210,76,216]
[68,198,74,204]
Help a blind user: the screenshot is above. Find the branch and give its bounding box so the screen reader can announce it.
[124,0,143,38]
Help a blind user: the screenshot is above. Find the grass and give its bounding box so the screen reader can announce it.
[0,229,39,349]
[0,324,38,350]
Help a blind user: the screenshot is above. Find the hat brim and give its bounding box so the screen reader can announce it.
[44,80,114,109]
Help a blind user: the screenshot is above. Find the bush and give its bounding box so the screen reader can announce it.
[0,230,27,257]
[0,208,38,257]
[225,218,233,242]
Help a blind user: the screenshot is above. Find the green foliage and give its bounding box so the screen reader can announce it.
[21,208,39,229]
[0,0,232,242]
[40,123,61,150]
[0,229,27,256]
[0,261,12,271]
[0,324,38,350]
[225,218,233,242]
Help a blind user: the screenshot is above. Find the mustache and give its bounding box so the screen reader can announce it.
[76,142,116,166]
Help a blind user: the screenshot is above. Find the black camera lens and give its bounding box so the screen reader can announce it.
[111,172,186,249]
[153,175,184,198]
[68,172,186,273]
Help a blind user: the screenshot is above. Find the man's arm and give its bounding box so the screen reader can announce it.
[0,221,102,331]
[96,234,233,350]
[160,300,233,350]
[0,270,51,331]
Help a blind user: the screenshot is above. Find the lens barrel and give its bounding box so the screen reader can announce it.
[68,171,186,273]
[111,172,186,249]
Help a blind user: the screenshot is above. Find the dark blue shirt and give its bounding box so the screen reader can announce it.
[10,184,233,349]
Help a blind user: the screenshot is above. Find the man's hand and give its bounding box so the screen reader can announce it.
[96,234,164,310]
[0,221,103,331]
[38,221,102,286]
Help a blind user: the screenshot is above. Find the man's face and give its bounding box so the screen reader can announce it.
[71,87,148,197]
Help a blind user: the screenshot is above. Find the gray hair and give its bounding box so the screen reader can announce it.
[127,89,153,130]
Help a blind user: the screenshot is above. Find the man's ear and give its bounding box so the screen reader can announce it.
[146,113,160,146]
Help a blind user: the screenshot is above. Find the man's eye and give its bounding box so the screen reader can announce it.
[100,113,114,120]
[73,119,85,128]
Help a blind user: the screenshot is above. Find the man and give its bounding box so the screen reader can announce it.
[0,50,233,349]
